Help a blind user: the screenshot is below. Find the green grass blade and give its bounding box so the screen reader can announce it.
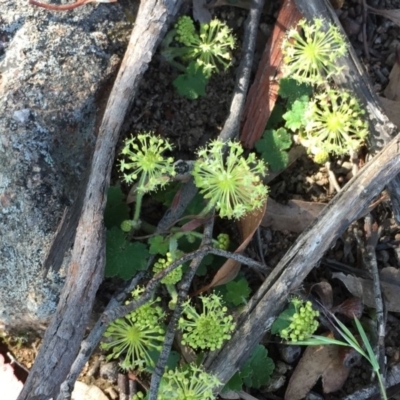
[353,317,378,369]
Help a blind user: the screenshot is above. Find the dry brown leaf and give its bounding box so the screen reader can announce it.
[285,336,351,400]
[310,281,333,309]
[383,62,400,101]
[332,271,400,312]
[379,96,400,128]
[240,0,302,148]
[262,198,326,233]
[195,201,267,294]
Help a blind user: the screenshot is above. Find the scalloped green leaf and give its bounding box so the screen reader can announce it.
[106,227,149,279]
[255,127,292,172]
[282,95,309,132]
[271,302,296,334]
[104,186,130,229]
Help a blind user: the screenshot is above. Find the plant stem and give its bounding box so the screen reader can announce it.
[133,174,147,224]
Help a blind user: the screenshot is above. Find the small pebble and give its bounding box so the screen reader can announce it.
[278,345,302,364]
[99,361,118,383]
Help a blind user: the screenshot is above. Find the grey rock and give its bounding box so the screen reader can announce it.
[0,0,131,331]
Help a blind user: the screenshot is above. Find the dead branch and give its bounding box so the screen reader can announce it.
[16,1,182,399]
[292,0,400,223]
[205,132,400,388]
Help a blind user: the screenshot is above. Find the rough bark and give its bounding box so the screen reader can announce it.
[0,0,126,331]
[205,131,400,389]
[16,0,182,398]
[292,0,400,222]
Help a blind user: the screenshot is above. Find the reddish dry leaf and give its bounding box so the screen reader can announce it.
[285,335,351,400]
[240,0,302,148]
[195,201,267,294]
[331,297,364,319]
[29,0,116,11]
[262,198,326,233]
[180,216,210,231]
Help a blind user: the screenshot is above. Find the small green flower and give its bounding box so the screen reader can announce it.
[192,140,268,219]
[282,18,347,85]
[119,133,176,193]
[215,233,230,250]
[174,16,236,78]
[158,363,221,400]
[304,89,368,158]
[101,288,166,370]
[153,252,183,285]
[178,293,235,351]
[279,298,319,343]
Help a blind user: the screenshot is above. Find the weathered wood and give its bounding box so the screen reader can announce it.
[206,132,400,387]
[16,0,181,398]
[292,0,400,223]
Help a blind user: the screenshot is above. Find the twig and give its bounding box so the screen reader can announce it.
[363,215,387,385]
[217,0,264,142]
[209,247,270,274]
[361,0,370,61]
[326,161,342,193]
[148,217,215,400]
[56,272,146,400]
[204,130,400,389]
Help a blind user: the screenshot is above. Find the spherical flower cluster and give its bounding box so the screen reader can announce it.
[158,363,221,400]
[153,252,183,285]
[304,89,368,159]
[178,293,235,351]
[101,288,166,370]
[174,16,236,78]
[215,233,230,250]
[175,16,197,47]
[192,140,268,219]
[282,18,347,85]
[280,298,320,342]
[119,133,176,193]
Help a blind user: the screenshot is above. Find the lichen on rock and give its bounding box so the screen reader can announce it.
[0,0,132,332]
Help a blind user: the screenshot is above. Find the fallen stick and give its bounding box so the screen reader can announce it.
[16,0,182,399]
[292,0,400,223]
[205,130,400,388]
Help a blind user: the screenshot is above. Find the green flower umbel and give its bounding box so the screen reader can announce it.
[101,289,166,370]
[158,363,221,400]
[153,252,183,285]
[282,18,347,85]
[178,294,235,351]
[119,133,176,193]
[280,298,319,342]
[304,89,368,159]
[192,140,268,219]
[174,16,236,78]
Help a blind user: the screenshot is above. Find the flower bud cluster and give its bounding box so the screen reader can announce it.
[178,293,235,351]
[153,252,183,285]
[280,298,319,342]
[215,233,230,250]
